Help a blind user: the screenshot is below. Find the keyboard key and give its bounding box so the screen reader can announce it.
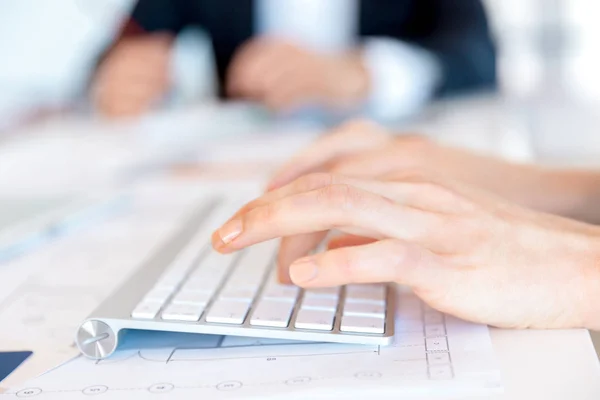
[340,315,385,334]
[235,240,279,273]
[345,285,386,305]
[171,290,212,305]
[426,337,448,352]
[294,309,335,331]
[342,302,386,318]
[261,284,299,301]
[180,278,221,293]
[300,296,338,311]
[161,303,205,322]
[219,286,258,301]
[155,272,187,291]
[143,288,173,303]
[250,300,295,328]
[303,287,340,299]
[131,301,163,320]
[189,252,237,283]
[205,299,251,324]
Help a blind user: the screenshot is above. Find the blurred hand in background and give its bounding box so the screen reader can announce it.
[92,33,173,118]
[90,0,496,120]
[227,37,369,113]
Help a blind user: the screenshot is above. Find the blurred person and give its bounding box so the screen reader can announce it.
[210,120,600,331]
[92,0,497,120]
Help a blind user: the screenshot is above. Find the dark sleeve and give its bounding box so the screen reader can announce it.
[128,0,190,34]
[405,0,497,96]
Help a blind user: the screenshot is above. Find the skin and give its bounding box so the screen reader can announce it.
[265,120,600,283]
[211,172,600,331]
[226,37,369,112]
[93,33,174,118]
[93,36,369,117]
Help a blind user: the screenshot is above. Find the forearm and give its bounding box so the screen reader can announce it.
[438,147,600,223]
[528,169,600,224]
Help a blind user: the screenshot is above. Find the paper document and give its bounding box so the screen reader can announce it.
[4,291,502,399]
[0,181,222,390]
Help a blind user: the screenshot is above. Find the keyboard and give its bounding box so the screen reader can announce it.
[76,198,395,359]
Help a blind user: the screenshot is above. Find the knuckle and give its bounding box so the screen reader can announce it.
[317,184,365,211]
[384,167,432,184]
[296,173,336,192]
[256,202,282,225]
[395,135,432,153]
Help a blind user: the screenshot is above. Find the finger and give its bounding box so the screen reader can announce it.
[245,54,304,101]
[331,135,431,178]
[97,75,168,100]
[262,61,331,112]
[331,149,400,178]
[98,93,156,118]
[277,232,328,284]
[227,38,288,96]
[94,80,166,117]
[288,239,445,288]
[263,75,317,112]
[267,120,390,190]
[211,184,438,252]
[327,235,376,249]
[233,172,439,222]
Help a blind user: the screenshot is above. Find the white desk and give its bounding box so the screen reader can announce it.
[1,98,599,399]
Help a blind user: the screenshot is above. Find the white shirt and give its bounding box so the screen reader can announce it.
[257,0,441,121]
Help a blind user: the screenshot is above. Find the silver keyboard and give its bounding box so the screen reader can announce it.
[76,198,394,359]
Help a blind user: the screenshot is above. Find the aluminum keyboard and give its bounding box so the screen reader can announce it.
[76,198,394,359]
[131,240,389,335]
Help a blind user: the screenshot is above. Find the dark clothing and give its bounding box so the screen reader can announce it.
[123,0,497,98]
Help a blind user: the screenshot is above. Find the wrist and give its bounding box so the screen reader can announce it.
[538,169,600,223]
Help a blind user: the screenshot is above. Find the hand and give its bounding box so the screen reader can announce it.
[212,172,600,330]
[268,120,600,223]
[227,38,370,112]
[267,120,543,200]
[266,120,566,282]
[92,33,173,118]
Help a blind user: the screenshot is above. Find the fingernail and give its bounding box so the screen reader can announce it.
[216,219,243,246]
[289,258,318,284]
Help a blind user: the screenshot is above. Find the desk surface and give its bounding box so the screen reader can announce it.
[1,98,599,399]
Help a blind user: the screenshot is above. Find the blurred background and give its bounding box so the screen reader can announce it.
[2,0,600,163]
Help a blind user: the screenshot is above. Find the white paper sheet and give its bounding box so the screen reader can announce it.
[0,181,227,390]
[3,290,502,399]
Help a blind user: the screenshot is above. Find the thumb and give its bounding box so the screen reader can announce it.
[288,239,446,288]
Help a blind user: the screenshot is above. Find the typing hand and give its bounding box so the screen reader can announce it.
[92,33,173,118]
[266,120,570,282]
[267,119,543,195]
[227,38,370,112]
[212,172,600,330]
